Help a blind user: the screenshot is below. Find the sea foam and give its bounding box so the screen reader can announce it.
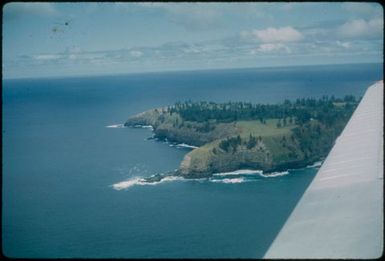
[213,169,263,177]
[259,171,290,178]
[210,177,247,184]
[112,176,184,190]
[113,168,292,190]
[175,143,198,149]
[106,124,125,128]
[306,161,323,168]
[133,125,154,130]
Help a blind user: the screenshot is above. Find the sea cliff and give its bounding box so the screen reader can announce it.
[125,98,357,179]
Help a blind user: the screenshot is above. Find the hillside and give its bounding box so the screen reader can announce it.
[124,97,358,179]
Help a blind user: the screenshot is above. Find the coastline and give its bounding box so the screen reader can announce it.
[123,96,355,180]
[124,117,324,180]
[112,160,323,190]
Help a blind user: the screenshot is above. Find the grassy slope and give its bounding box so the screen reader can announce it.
[187,120,294,166]
[236,119,295,137]
[125,110,239,146]
[125,108,346,177]
[179,119,299,176]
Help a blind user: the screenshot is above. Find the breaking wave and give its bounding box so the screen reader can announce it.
[133,124,154,130]
[175,143,198,149]
[167,142,197,149]
[112,176,185,190]
[112,169,293,190]
[259,171,290,178]
[106,124,125,128]
[213,169,263,177]
[306,161,323,168]
[210,177,247,184]
[209,169,291,183]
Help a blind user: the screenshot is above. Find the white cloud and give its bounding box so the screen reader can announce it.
[68,54,77,60]
[130,50,143,57]
[252,43,291,54]
[336,41,351,49]
[242,26,304,43]
[183,46,203,54]
[337,18,383,39]
[33,54,63,60]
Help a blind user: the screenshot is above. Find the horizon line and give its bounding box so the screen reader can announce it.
[3,61,383,81]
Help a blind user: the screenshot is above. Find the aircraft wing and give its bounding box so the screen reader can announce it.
[264,81,383,259]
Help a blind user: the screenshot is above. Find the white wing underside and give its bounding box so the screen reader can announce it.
[264,81,383,259]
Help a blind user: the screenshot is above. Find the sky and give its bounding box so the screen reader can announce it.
[2,2,383,79]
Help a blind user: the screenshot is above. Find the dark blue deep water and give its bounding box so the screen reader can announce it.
[2,63,383,258]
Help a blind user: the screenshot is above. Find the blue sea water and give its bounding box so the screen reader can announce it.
[2,63,383,258]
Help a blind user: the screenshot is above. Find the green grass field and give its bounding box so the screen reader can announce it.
[236,119,296,138]
[184,119,297,170]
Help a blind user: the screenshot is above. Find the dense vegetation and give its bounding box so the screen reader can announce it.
[168,95,358,126]
[218,133,265,152]
[125,95,360,177]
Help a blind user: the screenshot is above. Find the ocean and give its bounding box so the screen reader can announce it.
[2,63,382,258]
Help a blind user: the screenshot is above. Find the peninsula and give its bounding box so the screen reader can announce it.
[125,96,359,180]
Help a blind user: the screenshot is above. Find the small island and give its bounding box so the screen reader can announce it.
[125,95,359,181]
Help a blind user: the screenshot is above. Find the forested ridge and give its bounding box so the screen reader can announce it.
[167,95,358,126]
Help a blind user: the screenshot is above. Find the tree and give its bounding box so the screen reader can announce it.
[281,135,287,146]
[219,139,230,152]
[247,134,257,149]
[277,119,282,128]
[236,135,241,145]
